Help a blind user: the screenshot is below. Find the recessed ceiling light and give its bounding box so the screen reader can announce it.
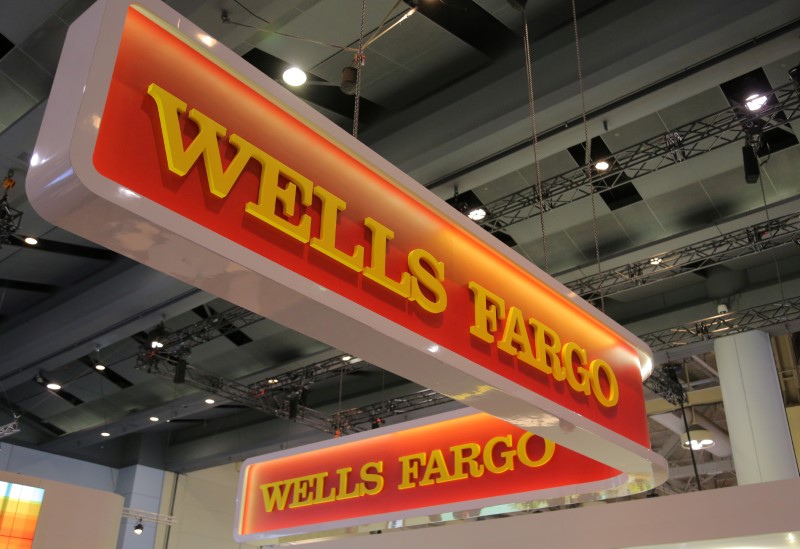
[595,160,610,171]
[45,382,61,391]
[341,355,352,362]
[101,432,111,437]
[23,237,38,245]
[282,67,307,87]
[267,378,279,384]
[745,93,767,111]
[149,416,159,422]
[205,398,215,405]
[95,363,106,371]
[649,257,662,265]
[467,207,486,221]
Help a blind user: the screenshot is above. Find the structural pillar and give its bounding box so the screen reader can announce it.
[714,330,799,484]
[116,464,164,549]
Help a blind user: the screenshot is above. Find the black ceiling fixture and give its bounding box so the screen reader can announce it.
[242,48,384,127]
[568,137,643,211]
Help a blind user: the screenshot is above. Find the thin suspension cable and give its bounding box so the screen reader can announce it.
[353,0,367,139]
[571,0,604,311]
[757,168,787,303]
[522,16,548,272]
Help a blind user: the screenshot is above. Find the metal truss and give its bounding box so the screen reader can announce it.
[566,211,800,301]
[479,82,800,233]
[641,296,800,352]
[643,367,685,406]
[135,291,799,434]
[0,419,20,439]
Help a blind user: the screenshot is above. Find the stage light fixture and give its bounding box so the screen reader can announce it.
[23,236,38,245]
[745,93,767,111]
[205,398,215,405]
[467,207,487,221]
[594,160,610,171]
[101,431,111,437]
[681,425,715,450]
[95,363,106,371]
[46,382,61,391]
[133,522,144,535]
[149,416,159,422]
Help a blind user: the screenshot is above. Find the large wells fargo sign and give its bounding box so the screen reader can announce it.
[27,0,666,542]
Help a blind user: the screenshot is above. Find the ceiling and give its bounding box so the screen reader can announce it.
[0,0,799,498]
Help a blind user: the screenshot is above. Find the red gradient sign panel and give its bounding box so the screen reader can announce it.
[93,7,649,446]
[238,412,621,537]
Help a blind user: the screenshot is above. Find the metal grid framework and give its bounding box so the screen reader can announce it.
[641,296,800,352]
[479,82,800,233]
[134,295,800,434]
[566,211,800,301]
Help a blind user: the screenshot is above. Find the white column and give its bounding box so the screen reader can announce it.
[116,465,164,549]
[714,330,799,484]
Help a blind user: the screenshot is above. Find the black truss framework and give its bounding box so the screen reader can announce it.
[478,82,800,233]
[135,294,800,434]
[641,297,800,352]
[566,211,800,301]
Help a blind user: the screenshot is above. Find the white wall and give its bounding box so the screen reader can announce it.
[157,463,247,549]
[0,441,118,491]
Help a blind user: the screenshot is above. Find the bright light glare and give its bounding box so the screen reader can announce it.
[595,160,610,171]
[468,208,486,221]
[23,237,38,245]
[787,533,797,544]
[196,33,217,47]
[30,153,41,167]
[45,382,61,391]
[151,340,164,349]
[205,398,215,404]
[101,432,111,437]
[650,257,662,266]
[745,94,767,111]
[149,416,159,422]
[95,364,106,371]
[267,378,279,384]
[427,344,440,353]
[283,67,307,87]
[341,355,352,362]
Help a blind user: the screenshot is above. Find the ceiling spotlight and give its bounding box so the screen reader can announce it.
[95,363,106,371]
[467,207,487,221]
[101,431,111,437]
[205,398,215,405]
[267,378,279,384]
[681,425,715,450]
[23,236,38,245]
[341,355,352,362]
[745,93,767,111]
[149,416,159,422]
[649,257,662,266]
[282,67,307,87]
[594,160,610,171]
[149,323,167,349]
[45,382,61,391]
[133,522,144,535]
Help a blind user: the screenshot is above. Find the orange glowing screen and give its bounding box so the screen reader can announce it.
[0,482,45,549]
[238,412,621,536]
[93,7,649,446]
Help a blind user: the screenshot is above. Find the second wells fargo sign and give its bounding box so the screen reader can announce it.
[28,0,666,542]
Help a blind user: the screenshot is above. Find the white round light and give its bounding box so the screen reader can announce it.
[101,432,111,437]
[681,427,715,450]
[151,340,164,349]
[595,160,610,171]
[23,237,38,245]
[149,416,159,422]
[745,94,767,111]
[467,208,486,221]
[649,257,662,266]
[95,364,106,371]
[205,398,215,405]
[45,382,61,391]
[282,67,307,87]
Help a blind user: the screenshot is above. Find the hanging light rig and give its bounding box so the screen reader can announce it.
[0,170,23,247]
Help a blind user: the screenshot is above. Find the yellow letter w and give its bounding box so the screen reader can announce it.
[147,83,261,199]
